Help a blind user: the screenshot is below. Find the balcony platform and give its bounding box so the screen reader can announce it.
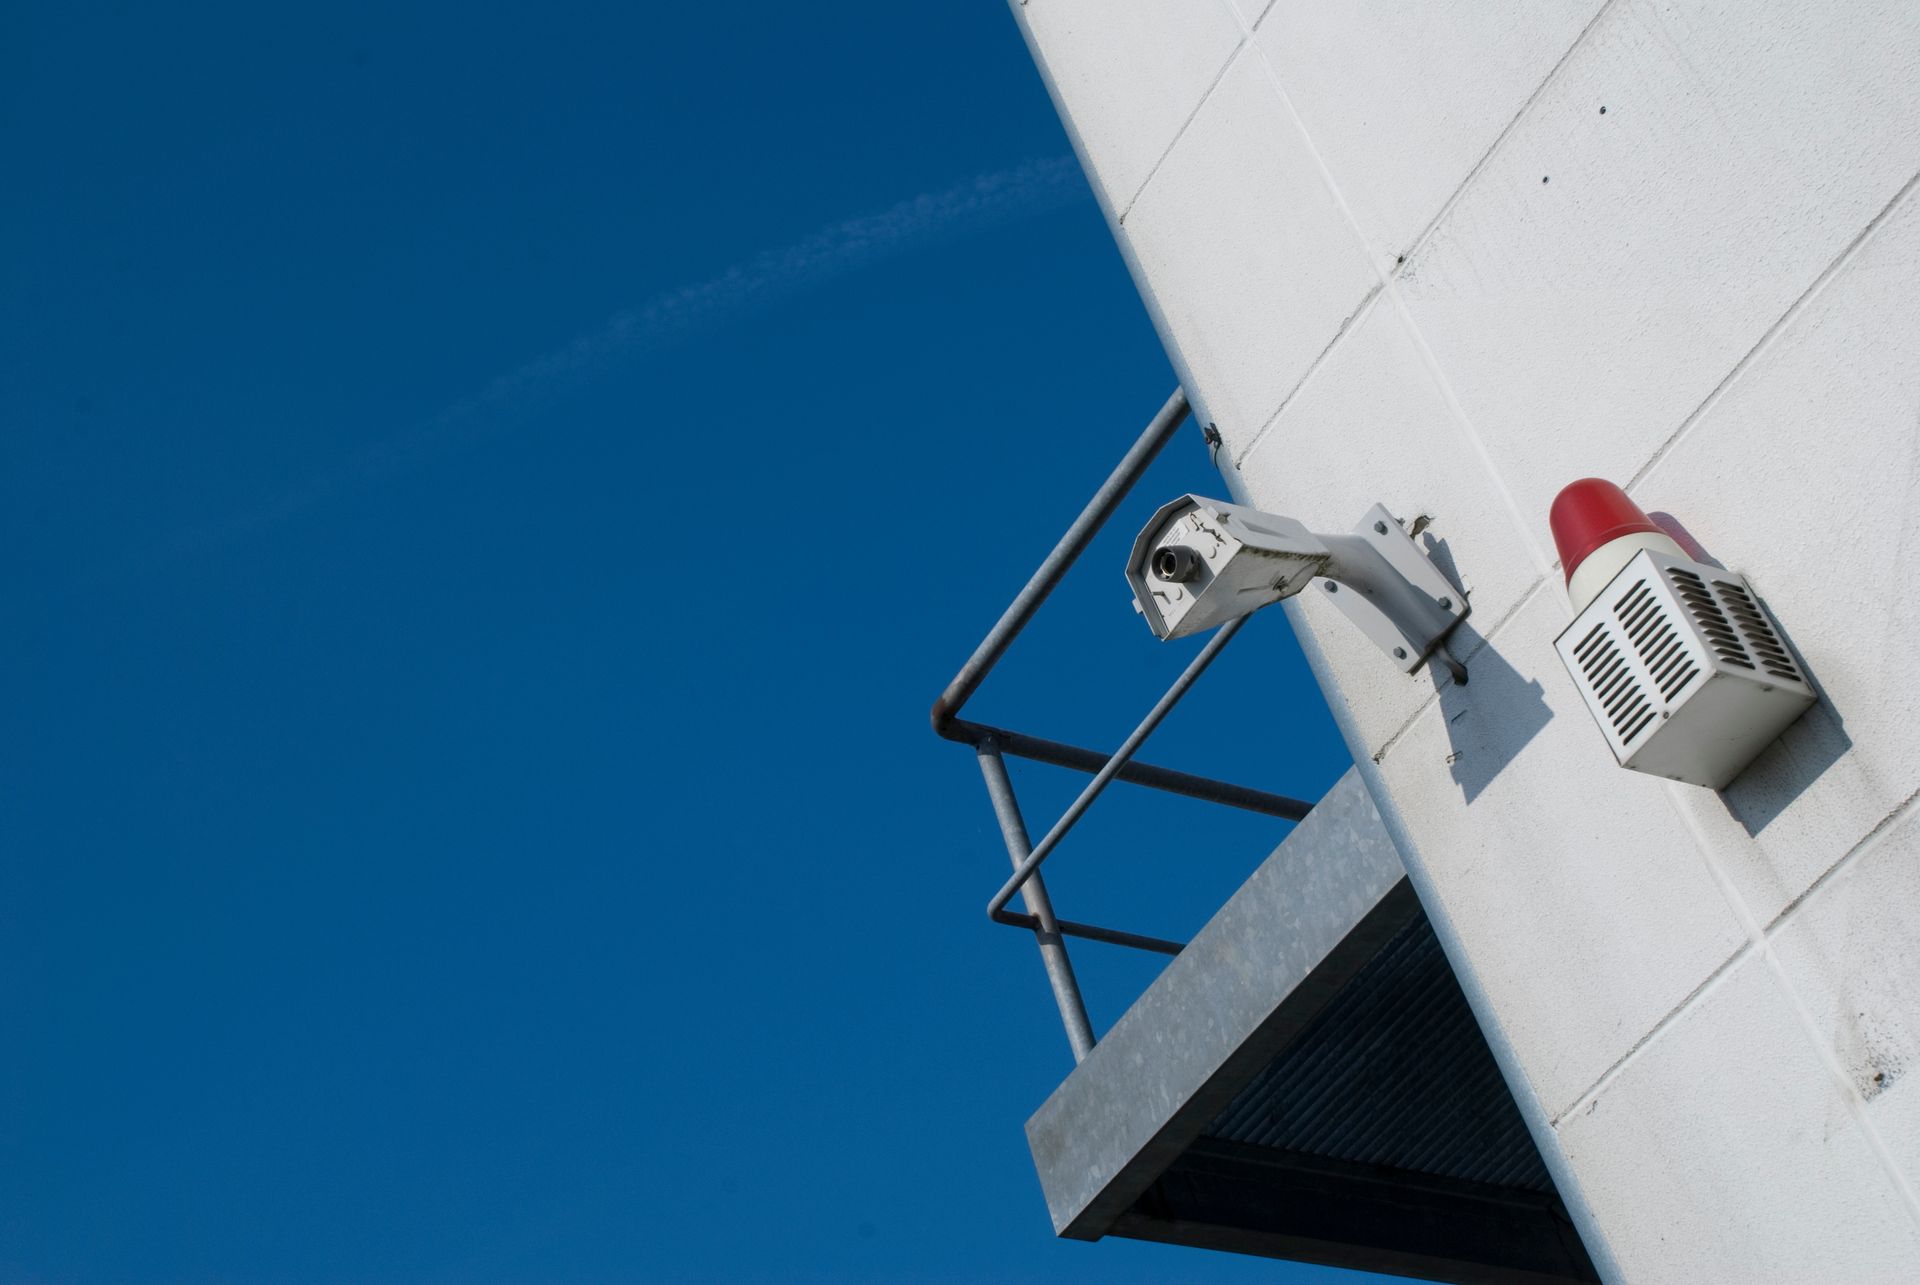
[1025,771,1599,1285]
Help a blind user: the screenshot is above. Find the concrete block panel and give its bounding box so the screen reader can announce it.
[1396,0,1920,531]
[1236,297,1552,757]
[1011,0,1244,216]
[1121,51,1378,456]
[1556,953,1920,1283]
[1769,803,1920,1180]
[1255,0,1604,265]
[1370,588,1748,1119]
[1629,184,1920,922]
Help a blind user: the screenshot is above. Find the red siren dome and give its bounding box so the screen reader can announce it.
[1549,478,1663,585]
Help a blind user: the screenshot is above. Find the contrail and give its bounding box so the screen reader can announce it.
[135,156,1089,564]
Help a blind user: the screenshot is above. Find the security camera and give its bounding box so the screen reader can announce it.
[1127,495,1470,677]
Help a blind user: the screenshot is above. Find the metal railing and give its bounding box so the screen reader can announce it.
[930,387,1313,1063]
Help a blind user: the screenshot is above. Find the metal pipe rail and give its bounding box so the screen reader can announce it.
[939,717,1308,820]
[930,386,1192,734]
[931,385,1316,1062]
[984,616,1248,926]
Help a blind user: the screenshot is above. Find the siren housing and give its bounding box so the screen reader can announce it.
[1548,478,1815,789]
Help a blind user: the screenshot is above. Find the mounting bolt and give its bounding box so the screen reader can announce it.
[1324,581,1338,593]
[1393,646,1408,660]
[1439,597,1452,611]
[1373,520,1389,535]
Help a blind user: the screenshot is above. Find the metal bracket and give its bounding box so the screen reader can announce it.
[1315,504,1469,679]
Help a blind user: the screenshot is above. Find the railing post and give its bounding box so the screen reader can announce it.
[977,740,1098,1063]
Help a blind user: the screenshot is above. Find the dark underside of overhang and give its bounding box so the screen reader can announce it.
[1120,908,1598,1285]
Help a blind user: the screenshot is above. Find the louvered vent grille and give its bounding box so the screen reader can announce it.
[1664,568,1802,683]
[1616,579,1699,705]
[1571,617,1655,746]
[1556,549,1817,788]
[1714,580,1801,682]
[1666,568,1751,669]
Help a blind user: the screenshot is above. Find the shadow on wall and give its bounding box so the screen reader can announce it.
[1408,532,1554,804]
[1723,698,1853,835]
[1717,616,1851,836]
[1648,511,1725,569]
[1418,529,1464,595]
[1653,511,1851,836]
[1434,628,1554,805]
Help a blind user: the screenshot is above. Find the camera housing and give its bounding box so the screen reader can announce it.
[1126,496,1329,640]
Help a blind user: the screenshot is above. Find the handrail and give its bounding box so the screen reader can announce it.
[940,717,1308,819]
[930,386,1191,735]
[930,386,1314,1062]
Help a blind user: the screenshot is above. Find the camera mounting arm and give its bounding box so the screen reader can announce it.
[1127,497,1469,682]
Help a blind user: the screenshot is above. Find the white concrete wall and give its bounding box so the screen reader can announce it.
[1009,1,1920,1280]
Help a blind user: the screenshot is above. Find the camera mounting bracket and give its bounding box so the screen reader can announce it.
[1314,504,1469,681]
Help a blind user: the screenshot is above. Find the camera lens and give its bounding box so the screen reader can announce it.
[1153,545,1201,583]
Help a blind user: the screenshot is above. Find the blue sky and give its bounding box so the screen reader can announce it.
[2,3,1362,1281]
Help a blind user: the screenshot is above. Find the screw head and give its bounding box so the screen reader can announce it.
[1373,520,1389,534]
[1438,597,1452,611]
[1324,581,1338,593]
[1393,646,1408,660]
